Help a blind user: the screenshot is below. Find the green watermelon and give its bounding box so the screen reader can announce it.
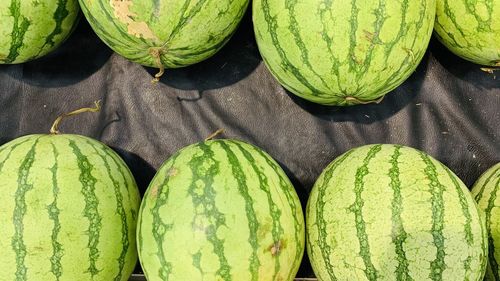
[78,0,249,79]
[0,0,80,64]
[137,139,305,281]
[0,132,140,280]
[306,144,488,280]
[472,163,500,280]
[434,0,500,66]
[253,0,436,106]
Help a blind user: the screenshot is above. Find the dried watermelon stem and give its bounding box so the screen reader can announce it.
[50,101,101,135]
[205,129,225,141]
[345,95,385,105]
[150,47,165,83]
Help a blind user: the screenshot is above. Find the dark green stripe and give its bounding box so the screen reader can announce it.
[389,146,413,281]
[69,140,101,277]
[347,0,360,72]
[99,145,138,221]
[440,0,470,48]
[258,52,305,96]
[349,145,382,281]
[48,143,63,280]
[250,144,304,281]
[12,137,40,280]
[383,0,409,56]
[229,140,282,280]
[5,0,31,63]
[218,141,260,281]
[78,0,128,48]
[148,156,178,280]
[317,1,343,94]
[373,0,428,95]
[419,153,446,281]
[100,0,150,45]
[441,163,474,245]
[160,0,248,68]
[478,216,488,281]
[485,176,500,280]
[192,250,203,275]
[43,0,70,48]
[86,140,130,281]
[259,0,328,97]
[165,0,209,43]
[462,0,492,31]
[85,0,148,49]
[475,166,500,202]
[356,0,386,79]
[186,142,231,281]
[0,138,33,173]
[314,150,355,281]
[285,0,331,92]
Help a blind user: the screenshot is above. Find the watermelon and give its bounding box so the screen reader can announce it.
[434,0,500,66]
[78,0,249,80]
[137,139,305,281]
[0,0,80,64]
[472,163,500,280]
[0,107,140,280]
[306,144,488,280]
[253,0,436,106]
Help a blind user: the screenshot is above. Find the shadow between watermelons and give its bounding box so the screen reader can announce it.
[429,36,499,89]
[0,137,12,147]
[286,50,432,124]
[275,159,316,278]
[111,146,156,198]
[106,146,156,277]
[145,8,261,95]
[4,19,113,88]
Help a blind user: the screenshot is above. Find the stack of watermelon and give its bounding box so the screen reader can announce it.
[0,0,498,280]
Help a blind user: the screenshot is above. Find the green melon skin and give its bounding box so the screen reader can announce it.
[137,139,305,281]
[306,144,488,281]
[434,0,500,66]
[0,0,80,64]
[78,0,249,69]
[472,163,500,281]
[253,0,436,106]
[0,134,141,281]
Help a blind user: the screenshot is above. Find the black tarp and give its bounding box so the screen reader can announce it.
[0,12,499,278]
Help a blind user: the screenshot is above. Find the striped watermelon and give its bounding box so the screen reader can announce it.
[0,0,80,64]
[306,144,488,280]
[434,0,500,66]
[137,139,305,281]
[78,0,249,79]
[472,163,500,280]
[253,0,436,106]
[0,134,141,280]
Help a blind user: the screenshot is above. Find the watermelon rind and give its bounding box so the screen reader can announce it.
[306,144,488,281]
[0,0,80,64]
[252,0,436,106]
[472,163,500,281]
[137,139,305,281]
[434,0,500,66]
[0,134,140,281]
[78,0,249,71]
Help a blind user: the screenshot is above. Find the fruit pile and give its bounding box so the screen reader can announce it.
[0,0,498,280]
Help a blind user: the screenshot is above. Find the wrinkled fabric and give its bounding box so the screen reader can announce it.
[0,14,498,278]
